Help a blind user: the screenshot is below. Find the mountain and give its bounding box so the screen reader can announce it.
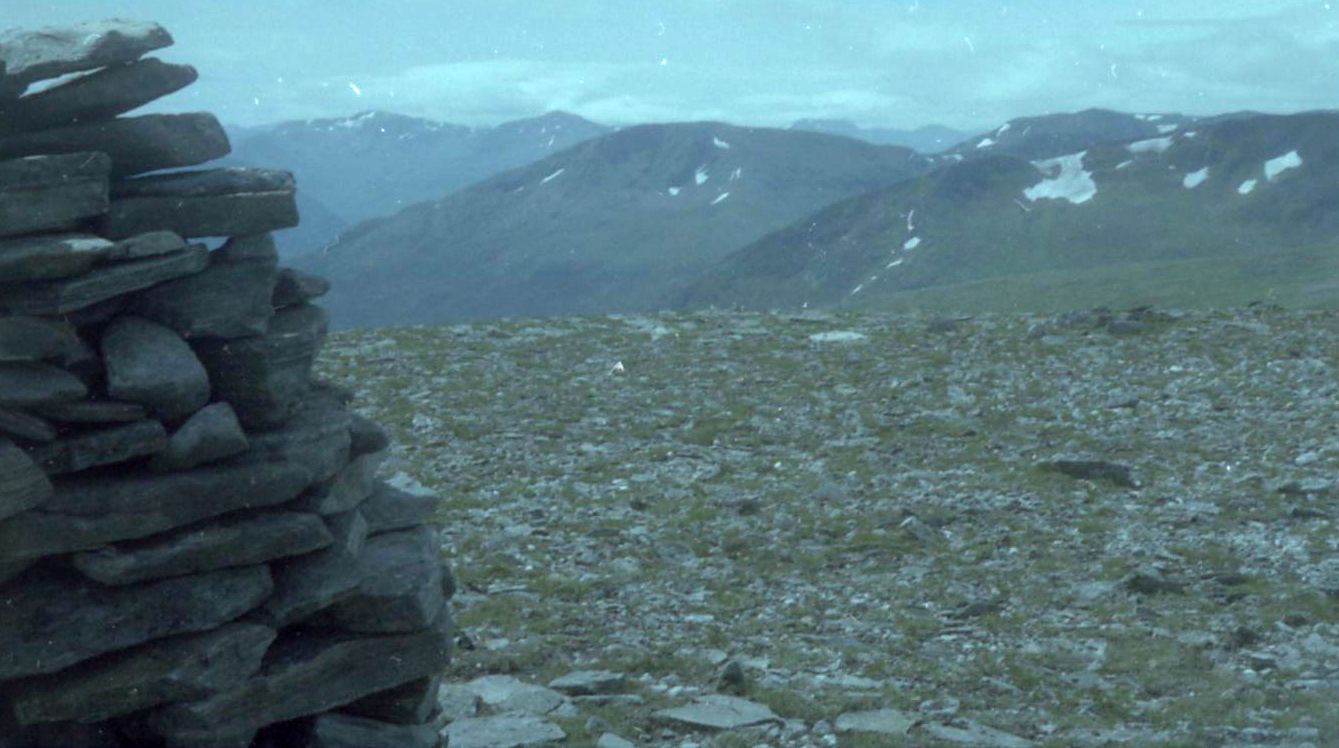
[295,123,933,328]
[221,110,611,257]
[943,108,1205,162]
[680,111,1339,313]
[790,118,972,153]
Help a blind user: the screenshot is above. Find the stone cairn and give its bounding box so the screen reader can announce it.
[0,20,453,748]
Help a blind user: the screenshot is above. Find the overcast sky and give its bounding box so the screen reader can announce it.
[7,1,1338,131]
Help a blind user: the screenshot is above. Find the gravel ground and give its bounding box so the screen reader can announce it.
[317,305,1339,748]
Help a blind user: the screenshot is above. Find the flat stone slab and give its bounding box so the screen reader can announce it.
[262,509,369,627]
[0,244,208,315]
[0,112,230,178]
[653,694,782,730]
[130,233,278,339]
[273,267,331,308]
[100,187,299,240]
[462,675,567,716]
[193,303,327,429]
[0,435,337,562]
[835,708,915,735]
[343,675,441,725]
[11,623,275,725]
[0,406,57,443]
[920,720,1036,747]
[307,713,439,748]
[26,418,166,474]
[294,448,384,515]
[348,413,390,456]
[102,316,210,422]
[150,401,249,472]
[0,565,271,680]
[0,361,86,408]
[223,388,351,483]
[317,525,444,634]
[105,230,188,261]
[72,509,331,585]
[445,713,566,748]
[0,316,79,362]
[548,670,626,696]
[0,233,112,283]
[0,57,197,136]
[0,152,109,237]
[114,167,295,197]
[359,482,440,535]
[149,603,452,740]
[0,437,52,521]
[0,20,173,86]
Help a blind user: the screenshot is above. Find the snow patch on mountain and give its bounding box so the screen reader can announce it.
[1127,137,1173,155]
[903,236,921,250]
[976,137,996,149]
[1265,150,1302,180]
[695,167,709,186]
[1183,167,1209,189]
[1238,179,1258,195]
[713,136,731,150]
[1025,152,1097,205]
[541,168,565,184]
[711,192,731,205]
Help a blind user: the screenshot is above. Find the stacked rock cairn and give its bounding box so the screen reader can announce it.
[0,20,454,748]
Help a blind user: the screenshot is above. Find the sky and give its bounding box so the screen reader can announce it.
[6,1,1339,131]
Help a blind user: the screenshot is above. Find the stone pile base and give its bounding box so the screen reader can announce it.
[0,20,452,748]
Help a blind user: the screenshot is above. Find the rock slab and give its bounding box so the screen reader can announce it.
[102,316,210,422]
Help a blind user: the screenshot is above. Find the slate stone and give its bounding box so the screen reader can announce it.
[548,670,626,696]
[1043,459,1139,489]
[0,565,271,680]
[0,406,57,443]
[104,229,187,261]
[0,361,86,408]
[653,695,782,730]
[444,713,566,748]
[150,401,248,472]
[359,482,440,535]
[26,418,166,475]
[0,232,113,283]
[131,234,278,339]
[342,676,441,725]
[348,413,389,456]
[834,709,915,736]
[194,303,327,430]
[99,168,298,239]
[0,112,231,178]
[34,399,146,424]
[102,316,210,422]
[0,437,51,521]
[261,509,369,627]
[0,430,340,562]
[10,623,275,726]
[0,244,209,315]
[274,267,332,309]
[306,713,440,748]
[293,449,384,515]
[0,58,198,136]
[920,720,1035,747]
[0,315,79,362]
[463,675,567,716]
[0,152,109,238]
[0,20,173,86]
[72,510,332,586]
[149,602,452,740]
[224,389,352,483]
[316,526,444,634]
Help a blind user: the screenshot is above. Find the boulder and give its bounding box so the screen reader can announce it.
[0,152,109,238]
[0,437,52,521]
[193,303,327,429]
[26,418,167,474]
[342,676,441,725]
[0,58,198,136]
[0,565,271,680]
[72,510,331,585]
[10,623,275,726]
[102,316,210,422]
[0,20,174,86]
[0,244,209,315]
[0,112,230,178]
[293,449,384,515]
[261,509,369,627]
[99,168,298,239]
[316,526,445,634]
[0,232,113,283]
[0,361,86,408]
[0,315,80,362]
[273,267,332,308]
[150,401,249,472]
[306,713,440,748]
[131,234,279,339]
[149,603,452,740]
[359,482,440,535]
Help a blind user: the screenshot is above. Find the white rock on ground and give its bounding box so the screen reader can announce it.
[834,708,915,736]
[653,694,781,730]
[465,674,568,715]
[443,712,566,748]
[596,732,637,748]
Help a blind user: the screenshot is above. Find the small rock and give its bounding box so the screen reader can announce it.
[921,719,1035,747]
[436,683,482,722]
[1042,459,1139,489]
[150,402,248,472]
[1123,568,1185,595]
[835,709,915,736]
[597,732,636,748]
[548,670,625,696]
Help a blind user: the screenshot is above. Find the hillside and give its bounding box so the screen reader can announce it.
[790,118,972,153]
[681,111,1339,314]
[222,110,610,256]
[296,122,932,328]
[944,108,1203,162]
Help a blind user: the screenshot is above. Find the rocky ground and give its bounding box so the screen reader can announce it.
[316,305,1339,748]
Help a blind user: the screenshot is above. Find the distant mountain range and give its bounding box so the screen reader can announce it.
[221,111,611,257]
[681,111,1339,314]
[294,122,932,328]
[789,119,972,153]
